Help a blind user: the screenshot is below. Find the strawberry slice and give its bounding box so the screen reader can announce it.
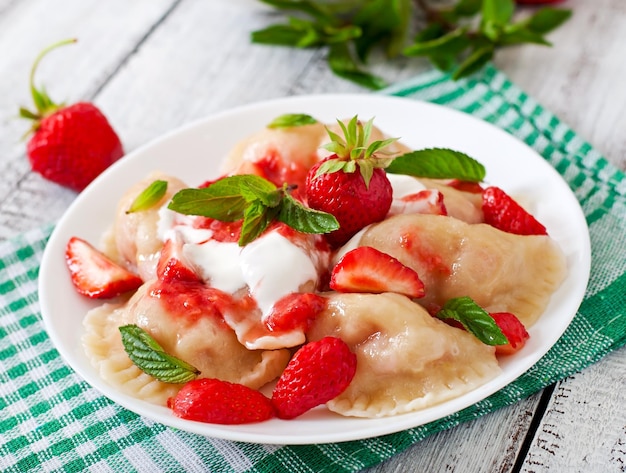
[330,246,425,298]
[271,336,356,419]
[168,378,275,424]
[482,186,548,236]
[65,236,142,298]
[264,292,326,333]
[156,237,200,283]
[491,312,530,356]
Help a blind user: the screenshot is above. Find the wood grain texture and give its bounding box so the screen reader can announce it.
[0,1,624,472]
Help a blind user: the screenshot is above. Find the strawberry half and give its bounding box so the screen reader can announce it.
[168,378,275,424]
[20,39,123,192]
[491,312,530,356]
[271,336,356,419]
[305,116,396,247]
[330,246,425,298]
[482,186,547,236]
[65,236,142,299]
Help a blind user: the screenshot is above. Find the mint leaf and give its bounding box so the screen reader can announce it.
[481,0,514,26]
[119,325,200,383]
[328,43,387,90]
[386,148,486,181]
[527,7,572,34]
[169,174,339,246]
[267,113,318,128]
[436,296,508,346]
[452,44,494,79]
[278,194,339,233]
[126,180,168,214]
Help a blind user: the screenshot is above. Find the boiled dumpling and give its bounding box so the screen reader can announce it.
[82,281,291,405]
[306,292,501,417]
[356,213,567,327]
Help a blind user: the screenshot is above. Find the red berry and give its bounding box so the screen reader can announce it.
[21,39,124,192]
[306,160,392,247]
[271,336,357,419]
[156,238,200,283]
[330,246,425,298]
[168,378,275,424]
[65,236,143,299]
[482,186,547,236]
[491,312,530,356]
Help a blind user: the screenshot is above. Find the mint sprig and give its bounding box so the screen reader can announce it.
[168,175,339,246]
[119,324,200,384]
[386,148,486,182]
[251,0,571,88]
[436,296,508,346]
[126,180,168,214]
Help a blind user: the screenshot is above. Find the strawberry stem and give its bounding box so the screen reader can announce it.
[28,38,77,117]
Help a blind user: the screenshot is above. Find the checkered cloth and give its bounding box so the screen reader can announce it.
[2,65,625,472]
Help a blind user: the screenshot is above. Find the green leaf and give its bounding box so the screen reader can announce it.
[453,44,494,80]
[168,187,247,221]
[126,180,168,214]
[278,194,339,233]
[454,0,482,17]
[119,325,200,383]
[481,0,515,26]
[527,8,572,34]
[240,201,277,246]
[436,297,508,346]
[404,28,468,57]
[386,148,486,181]
[267,113,318,128]
[500,24,550,46]
[251,24,313,47]
[327,43,387,90]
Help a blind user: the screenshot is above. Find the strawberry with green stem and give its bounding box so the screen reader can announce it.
[20,38,124,192]
[305,116,397,247]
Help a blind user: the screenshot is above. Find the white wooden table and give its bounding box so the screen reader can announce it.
[1,1,624,471]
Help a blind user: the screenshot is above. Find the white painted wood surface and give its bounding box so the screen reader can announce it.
[1,1,624,471]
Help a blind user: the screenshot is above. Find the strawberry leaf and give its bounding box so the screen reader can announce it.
[436,296,508,346]
[126,180,168,214]
[267,113,318,128]
[119,324,200,383]
[386,147,486,181]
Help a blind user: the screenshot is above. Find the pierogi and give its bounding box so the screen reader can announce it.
[78,116,568,421]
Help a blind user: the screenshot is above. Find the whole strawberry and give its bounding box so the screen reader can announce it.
[20,39,124,192]
[168,378,275,424]
[305,116,396,247]
[271,336,357,419]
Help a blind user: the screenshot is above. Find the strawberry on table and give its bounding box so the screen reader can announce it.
[330,246,425,298]
[305,116,397,247]
[482,186,548,235]
[20,38,124,192]
[65,236,142,299]
[168,378,275,424]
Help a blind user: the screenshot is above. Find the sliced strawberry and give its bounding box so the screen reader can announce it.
[65,236,142,299]
[491,312,530,356]
[482,186,548,236]
[156,238,200,283]
[271,336,356,419]
[264,293,326,333]
[330,246,425,298]
[168,378,275,424]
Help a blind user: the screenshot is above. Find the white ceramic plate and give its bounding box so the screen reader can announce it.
[39,94,591,445]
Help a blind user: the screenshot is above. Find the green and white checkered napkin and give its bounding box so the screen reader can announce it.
[2,65,625,472]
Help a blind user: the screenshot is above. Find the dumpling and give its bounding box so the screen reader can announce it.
[221,121,326,190]
[108,172,188,281]
[356,213,567,327]
[82,281,291,405]
[306,292,501,417]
